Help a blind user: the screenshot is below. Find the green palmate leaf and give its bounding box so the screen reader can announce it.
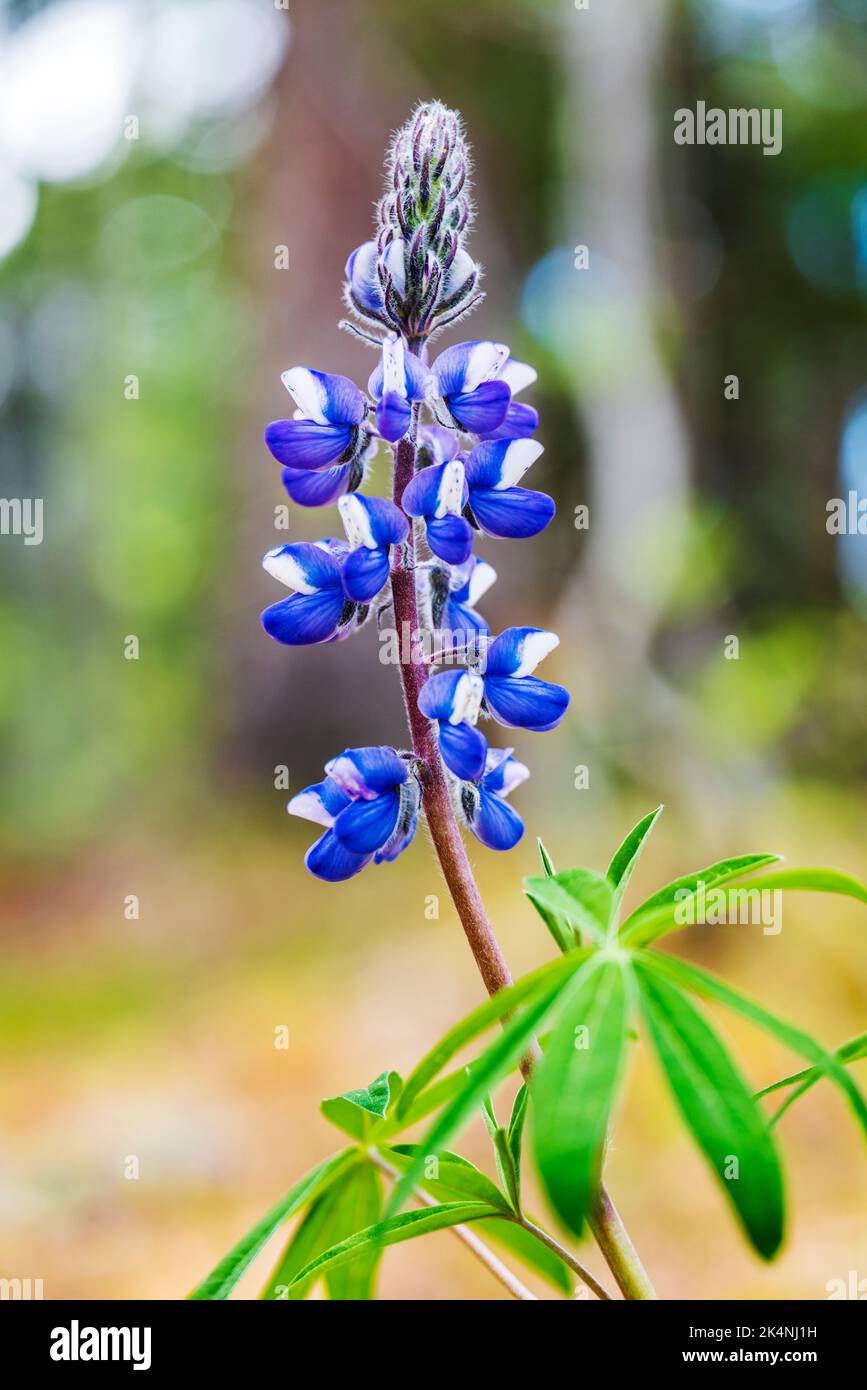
[260,1192,337,1302]
[490,1126,521,1214]
[284,1204,501,1292]
[383,1144,571,1291]
[756,1029,867,1104]
[383,1063,472,1135]
[634,962,784,1260]
[537,838,557,878]
[389,987,565,1218]
[396,950,588,1120]
[644,953,867,1140]
[507,1084,529,1203]
[321,1070,401,1140]
[530,840,575,952]
[533,956,630,1236]
[752,1030,867,1128]
[607,806,664,907]
[189,1148,357,1300]
[261,1176,357,1301]
[383,1145,512,1214]
[523,869,614,946]
[620,853,784,946]
[325,1161,382,1301]
[714,866,867,905]
[766,1033,867,1125]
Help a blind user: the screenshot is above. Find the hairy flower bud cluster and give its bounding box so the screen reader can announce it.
[345,102,481,343]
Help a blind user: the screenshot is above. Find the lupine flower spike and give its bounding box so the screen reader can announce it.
[261,101,569,878]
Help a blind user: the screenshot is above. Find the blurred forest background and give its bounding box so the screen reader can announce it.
[0,0,865,1299]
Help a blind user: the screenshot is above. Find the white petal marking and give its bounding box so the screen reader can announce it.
[463,341,510,393]
[436,459,466,518]
[449,672,484,725]
[287,789,336,828]
[512,630,560,678]
[281,367,330,424]
[338,494,377,550]
[382,334,407,398]
[262,546,317,594]
[467,560,497,605]
[499,360,537,396]
[495,438,545,490]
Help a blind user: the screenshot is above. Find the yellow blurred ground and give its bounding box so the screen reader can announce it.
[2,788,865,1300]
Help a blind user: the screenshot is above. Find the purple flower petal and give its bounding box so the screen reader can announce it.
[468,485,555,539]
[260,588,349,646]
[446,380,511,434]
[281,463,352,507]
[306,828,372,881]
[485,628,560,678]
[342,545,390,602]
[345,240,385,315]
[281,368,367,426]
[483,674,570,732]
[431,341,509,396]
[402,460,465,520]
[439,720,488,781]
[464,439,544,490]
[332,790,401,854]
[465,785,525,851]
[375,391,413,442]
[482,749,530,798]
[426,514,474,565]
[265,419,356,472]
[339,494,408,549]
[476,402,539,441]
[288,777,352,827]
[262,541,343,594]
[326,746,408,800]
[418,670,483,723]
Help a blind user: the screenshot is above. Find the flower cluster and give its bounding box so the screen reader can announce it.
[261,103,569,880]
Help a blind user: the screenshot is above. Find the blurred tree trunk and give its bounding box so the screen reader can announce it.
[549,0,737,815]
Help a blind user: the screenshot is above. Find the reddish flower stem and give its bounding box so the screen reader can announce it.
[388,425,656,1301]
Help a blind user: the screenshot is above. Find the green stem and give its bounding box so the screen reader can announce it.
[369,1149,538,1300]
[517,1215,612,1300]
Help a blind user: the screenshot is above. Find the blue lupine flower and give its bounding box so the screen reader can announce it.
[260,541,365,646]
[463,438,554,539]
[430,555,497,636]
[337,493,409,602]
[265,368,370,472]
[417,423,463,467]
[289,746,420,881]
[428,341,536,436]
[368,334,430,443]
[481,627,570,731]
[417,670,487,780]
[265,103,572,881]
[402,457,473,564]
[280,433,377,508]
[461,748,530,851]
[345,238,407,322]
[475,358,538,441]
[441,247,478,304]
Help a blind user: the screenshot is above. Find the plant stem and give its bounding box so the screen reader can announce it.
[390,430,518,999]
[369,1150,537,1301]
[388,429,657,1302]
[517,1216,611,1301]
[588,1187,658,1301]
